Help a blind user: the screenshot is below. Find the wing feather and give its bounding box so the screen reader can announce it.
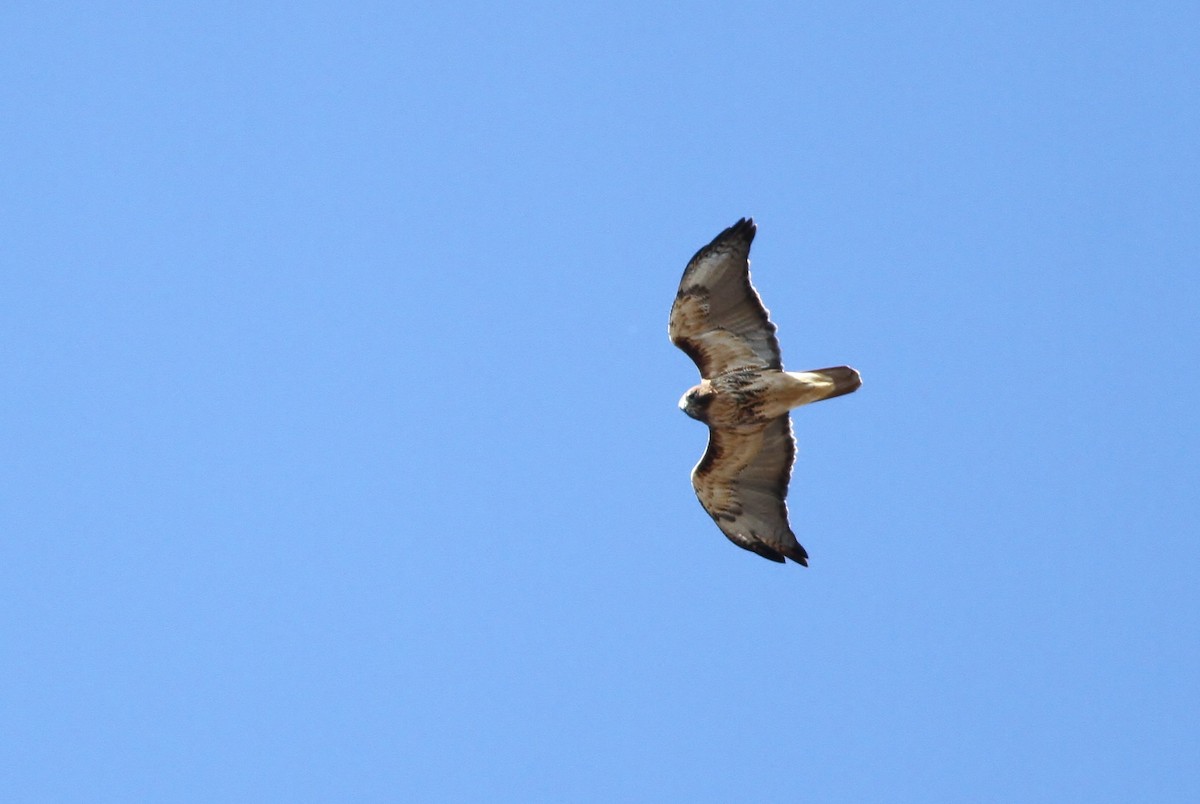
[668,218,783,378]
[691,416,807,565]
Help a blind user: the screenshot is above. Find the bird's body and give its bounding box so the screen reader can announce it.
[669,218,861,565]
[681,369,858,429]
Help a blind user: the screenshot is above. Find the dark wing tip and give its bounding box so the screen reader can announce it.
[723,217,756,245]
[744,537,807,566]
[749,542,787,563]
[784,544,809,567]
[683,217,757,269]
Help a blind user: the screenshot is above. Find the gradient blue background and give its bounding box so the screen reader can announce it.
[3,2,1198,801]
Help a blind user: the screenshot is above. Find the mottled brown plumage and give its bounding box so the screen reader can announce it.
[669,218,861,565]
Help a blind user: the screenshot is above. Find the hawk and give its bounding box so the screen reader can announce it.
[669,218,861,565]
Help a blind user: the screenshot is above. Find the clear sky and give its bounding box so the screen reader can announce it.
[3,2,1198,801]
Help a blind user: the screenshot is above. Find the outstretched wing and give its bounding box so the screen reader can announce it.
[669,217,782,379]
[691,415,807,565]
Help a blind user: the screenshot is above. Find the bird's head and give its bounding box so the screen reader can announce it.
[678,384,715,423]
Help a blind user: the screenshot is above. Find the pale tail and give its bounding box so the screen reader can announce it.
[793,366,862,402]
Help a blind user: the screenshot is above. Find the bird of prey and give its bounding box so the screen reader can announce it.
[669,218,861,565]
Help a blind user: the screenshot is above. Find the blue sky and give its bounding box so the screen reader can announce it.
[3,2,1198,801]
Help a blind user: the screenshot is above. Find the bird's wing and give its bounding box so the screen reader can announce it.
[691,415,807,565]
[669,218,783,379]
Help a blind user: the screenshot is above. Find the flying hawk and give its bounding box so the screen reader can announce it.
[669,218,861,565]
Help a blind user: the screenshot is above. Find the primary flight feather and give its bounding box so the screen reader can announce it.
[669,218,861,565]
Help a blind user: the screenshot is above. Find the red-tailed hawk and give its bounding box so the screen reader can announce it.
[669,218,861,565]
